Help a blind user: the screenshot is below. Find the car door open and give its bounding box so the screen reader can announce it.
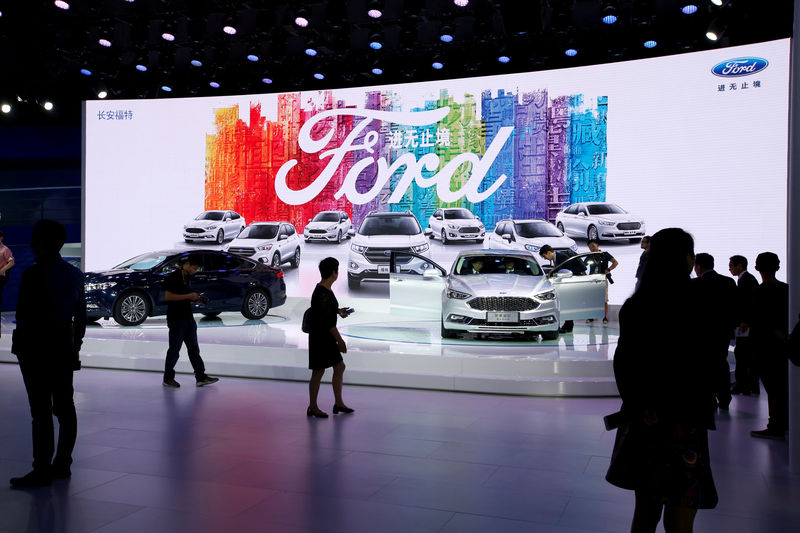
[389,251,447,318]
[548,252,606,320]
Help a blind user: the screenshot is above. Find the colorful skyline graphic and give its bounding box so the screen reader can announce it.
[205,89,607,232]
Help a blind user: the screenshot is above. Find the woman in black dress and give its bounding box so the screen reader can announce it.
[608,228,718,532]
[307,257,354,418]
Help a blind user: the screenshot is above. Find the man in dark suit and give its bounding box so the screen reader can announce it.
[539,245,581,333]
[728,255,760,395]
[10,220,86,488]
[692,253,737,411]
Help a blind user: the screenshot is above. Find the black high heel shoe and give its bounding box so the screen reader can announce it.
[307,406,328,418]
[332,404,355,414]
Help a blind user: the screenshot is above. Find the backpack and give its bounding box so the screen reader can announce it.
[301,307,312,334]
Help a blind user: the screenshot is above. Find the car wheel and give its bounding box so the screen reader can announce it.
[336,230,342,244]
[441,229,448,244]
[587,225,599,242]
[441,320,457,339]
[348,274,359,290]
[541,330,559,341]
[557,222,565,234]
[271,253,281,267]
[290,247,300,267]
[216,229,224,244]
[113,291,150,326]
[242,288,270,320]
[202,312,221,318]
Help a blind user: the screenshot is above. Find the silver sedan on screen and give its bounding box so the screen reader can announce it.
[387,249,608,340]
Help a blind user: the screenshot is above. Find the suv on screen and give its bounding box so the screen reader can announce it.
[428,207,486,244]
[224,222,301,268]
[347,211,432,289]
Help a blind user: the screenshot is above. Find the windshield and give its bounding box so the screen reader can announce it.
[114,252,169,271]
[237,225,278,239]
[454,255,542,276]
[359,216,421,236]
[444,209,473,220]
[515,222,562,238]
[313,212,340,223]
[587,204,626,215]
[195,211,224,221]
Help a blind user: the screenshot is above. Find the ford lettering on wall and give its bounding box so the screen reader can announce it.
[711,57,769,77]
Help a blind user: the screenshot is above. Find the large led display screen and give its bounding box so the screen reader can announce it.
[85,39,789,304]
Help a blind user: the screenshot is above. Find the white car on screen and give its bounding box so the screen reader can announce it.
[304,211,352,243]
[428,207,486,244]
[555,202,646,243]
[183,210,246,244]
[347,211,432,289]
[484,219,577,255]
[224,221,302,268]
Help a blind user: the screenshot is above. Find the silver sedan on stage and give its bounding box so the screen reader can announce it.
[388,249,608,340]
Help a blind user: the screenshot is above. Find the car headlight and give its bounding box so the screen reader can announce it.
[479,224,485,229]
[351,243,366,253]
[326,225,337,231]
[447,289,472,300]
[206,225,218,230]
[85,281,117,291]
[447,223,458,229]
[598,220,616,226]
[256,244,273,251]
[524,244,540,252]
[570,243,578,252]
[534,290,556,301]
[413,243,429,253]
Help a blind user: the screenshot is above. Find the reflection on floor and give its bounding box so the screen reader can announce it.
[0,365,797,533]
[1,301,622,396]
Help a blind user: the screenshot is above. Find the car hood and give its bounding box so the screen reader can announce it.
[185,219,221,229]
[227,237,273,248]
[517,235,576,249]
[85,269,142,281]
[449,274,551,296]
[306,221,339,230]
[590,213,642,223]
[439,218,482,227]
[352,234,426,248]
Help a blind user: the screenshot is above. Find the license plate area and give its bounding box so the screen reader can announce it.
[487,311,519,323]
[378,265,390,274]
[624,230,636,235]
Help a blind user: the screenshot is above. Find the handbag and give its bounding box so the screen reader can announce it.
[301,307,312,334]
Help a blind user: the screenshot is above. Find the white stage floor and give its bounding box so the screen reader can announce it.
[1,298,623,396]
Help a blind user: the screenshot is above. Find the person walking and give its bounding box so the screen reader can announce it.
[307,257,353,418]
[10,220,86,488]
[748,252,789,440]
[728,255,760,395]
[162,255,219,388]
[607,228,718,532]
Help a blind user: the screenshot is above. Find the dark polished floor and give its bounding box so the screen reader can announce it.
[0,363,798,533]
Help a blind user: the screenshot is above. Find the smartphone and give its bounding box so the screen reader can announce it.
[346,307,355,314]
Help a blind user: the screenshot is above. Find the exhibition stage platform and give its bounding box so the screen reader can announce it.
[1,298,625,396]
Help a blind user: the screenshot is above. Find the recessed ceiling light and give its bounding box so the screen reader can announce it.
[294,16,308,27]
[209,82,220,88]
[1,104,12,114]
[43,101,54,111]
[161,32,175,41]
[498,55,510,63]
[314,73,324,80]
[54,1,70,10]
[247,54,259,62]
[440,34,453,43]
[98,91,108,99]
[454,0,469,6]
[432,61,443,69]
[190,60,202,67]
[681,5,698,15]
[372,67,383,75]
[80,68,92,75]
[368,9,382,18]
[98,38,112,47]
[135,64,147,71]
[161,85,172,92]
[223,26,236,35]
[602,14,617,24]
[565,48,578,57]
[369,41,382,50]
[643,40,657,48]
[305,48,318,56]
[262,78,273,84]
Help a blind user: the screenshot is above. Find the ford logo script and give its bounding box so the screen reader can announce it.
[711,57,768,77]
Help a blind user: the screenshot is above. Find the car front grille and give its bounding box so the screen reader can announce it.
[228,247,255,256]
[364,247,413,264]
[467,318,542,326]
[617,222,641,230]
[308,229,327,234]
[459,227,480,234]
[467,297,539,312]
[185,228,205,234]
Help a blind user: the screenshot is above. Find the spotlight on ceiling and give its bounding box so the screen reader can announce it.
[372,67,383,75]
[681,4,698,14]
[223,25,236,35]
[262,78,273,84]
[498,55,510,63]
[454,0,469,6]
[295,16,309,27]
[98,38,112,47]
[247,54,259,62]
[161,32,175,41]
[706,17,726,41]
[43,101,54,111]
[209,82,220,88]
[432,61,444,69]
[565,48,578,57]
[98,91,108,99]
[601,3,618,24]
[161,85,172,92]
[1,104,11,114]
[305,47,318,56]
[190,59,202,67]
[643,40,657,48]
[80,68,92,76]
[135,64,148,71]
[314,73,325,80]
[710,0,725,5]
[367,1,383,18]
[440,26,454,42]
[54,1,70,10]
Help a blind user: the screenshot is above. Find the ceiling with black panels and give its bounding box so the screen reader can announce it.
[0,0,794,125]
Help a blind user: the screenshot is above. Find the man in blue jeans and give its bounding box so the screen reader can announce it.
[163,255,219,388]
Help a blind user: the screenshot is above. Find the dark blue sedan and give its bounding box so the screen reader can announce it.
[85,250,286,325]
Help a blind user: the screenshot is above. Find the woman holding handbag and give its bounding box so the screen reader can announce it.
[607,228,718,532]
[307,257,354,418]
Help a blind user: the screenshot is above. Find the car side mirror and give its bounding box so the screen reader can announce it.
[279,234,288,241]
[308,218,312,223]
[554,270,573,279]
[422,269,441,279]
[502,233,513,242]
[347,228,355,237]
[578,212,586,217]
[435,215,443,220]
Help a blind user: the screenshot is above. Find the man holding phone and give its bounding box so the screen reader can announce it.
[162,255,219,388]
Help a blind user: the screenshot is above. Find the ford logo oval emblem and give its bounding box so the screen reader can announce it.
[711,57,769,77]
[383,250,391,256]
